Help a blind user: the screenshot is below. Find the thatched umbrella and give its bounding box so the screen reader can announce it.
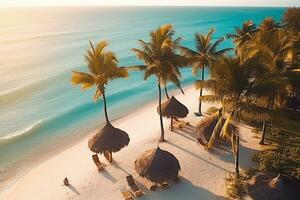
[157,96,189,131]
[88,122,130,162]
[135,147,180,183]
[196,116,218,141]
[248,173,300,200]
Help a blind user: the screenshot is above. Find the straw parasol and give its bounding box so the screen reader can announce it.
[134,147,180,183]
[88,122,130,159]
[157,96,189,130]
[196,116,219,141]
[247,173,300,200]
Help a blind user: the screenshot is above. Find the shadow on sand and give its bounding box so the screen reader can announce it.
[172,124,258,170]
[139,177,227,200]
[66,184,80,195]
[99,170,118,183]
[167,141,230,173]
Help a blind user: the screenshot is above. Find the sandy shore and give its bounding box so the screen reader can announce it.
[0,87,261,200]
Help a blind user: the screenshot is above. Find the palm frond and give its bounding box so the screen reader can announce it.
[71,71,96,90]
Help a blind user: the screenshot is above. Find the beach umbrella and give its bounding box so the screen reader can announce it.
[134,147,180,183]
[247,173,300,200]
[157,96,189,130]
[88,122,130,161]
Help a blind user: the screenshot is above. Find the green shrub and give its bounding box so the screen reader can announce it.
[253,128,300,181]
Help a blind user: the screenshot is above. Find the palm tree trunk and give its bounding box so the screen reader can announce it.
[259,96,272,145]
[158,84,165,142]
[198,66,205,116]
[164,86,170,99]
[102,91,109,123]
[170,116,173,131]
[235,135,240,175]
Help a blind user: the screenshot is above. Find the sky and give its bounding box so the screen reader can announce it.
[0,0,299,7]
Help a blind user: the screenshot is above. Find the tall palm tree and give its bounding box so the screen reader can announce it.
[71,40,128,124]
[131,24,186,142]
[249,24,296,145]
[180,29,232,116]
[283,7,300,32]
[226,20,257,53]
[196,51,262,175]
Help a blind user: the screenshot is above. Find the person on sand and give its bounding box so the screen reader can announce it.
[63,177,69,186]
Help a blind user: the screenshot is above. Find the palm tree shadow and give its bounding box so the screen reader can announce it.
[139,177,227,200]
[66,184,80,195]
[172,125,232,159]
[166,141,230,173]
[172,124,198,140]
[112,161,130,175]
[99,170,117,183]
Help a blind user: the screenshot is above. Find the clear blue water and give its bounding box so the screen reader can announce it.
[0,6,284,190]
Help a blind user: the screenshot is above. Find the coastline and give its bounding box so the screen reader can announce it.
[0,85,192,196]
[0,86,261,200]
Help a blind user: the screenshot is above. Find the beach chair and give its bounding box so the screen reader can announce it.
[158,181,169,189]
[92,154,104,172]
[149,183,157,191]
[120,188,133,200]
[126,175,144,197]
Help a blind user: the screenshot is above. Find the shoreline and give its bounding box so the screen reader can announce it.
[0,85,194,197]
[0,86,260,200]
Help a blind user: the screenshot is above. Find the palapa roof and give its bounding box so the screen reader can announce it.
[88,122,130,154]
[196,116,219,141]
[134,147,180,183]
[248,173,300,200]
[157,96,189,118]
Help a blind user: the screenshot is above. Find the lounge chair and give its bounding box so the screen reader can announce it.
[92,154,104,172]
[120,188,133,200]
[126,175,144,197]
[197,138,209,151]
[149,183,157,191]
[158,181,169,189]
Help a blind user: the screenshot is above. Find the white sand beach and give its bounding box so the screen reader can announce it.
[0,87,261,200]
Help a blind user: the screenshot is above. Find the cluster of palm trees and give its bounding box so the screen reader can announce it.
[200,14,300,174]
[71,8,300,175]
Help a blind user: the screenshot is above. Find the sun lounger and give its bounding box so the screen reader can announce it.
[126,175,144,197]
[149,183,157,191]
[158,181,169,189]
[92,154,104,171]
[120,188,133,200]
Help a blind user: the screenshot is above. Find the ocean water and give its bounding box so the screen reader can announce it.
[0,6,284,191]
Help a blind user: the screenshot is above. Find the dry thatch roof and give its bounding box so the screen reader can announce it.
[248,173,300,200]
[134,147,180,183]
[88,122,130,154]
[158,96,189,118]
[196,116,219,141]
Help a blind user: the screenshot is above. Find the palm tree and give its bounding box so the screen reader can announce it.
[196,51,261,175]
[226,20,257,53]
[283,7,300,32]
[71,41,129,161]
[131,24,186,142]
[71,40,128,126]
[249,24,296,145]
[180,29,232,116]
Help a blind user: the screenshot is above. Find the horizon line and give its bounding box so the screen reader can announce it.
[0,5,296,8]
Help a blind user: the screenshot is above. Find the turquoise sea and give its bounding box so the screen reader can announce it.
[0,6,284,191]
